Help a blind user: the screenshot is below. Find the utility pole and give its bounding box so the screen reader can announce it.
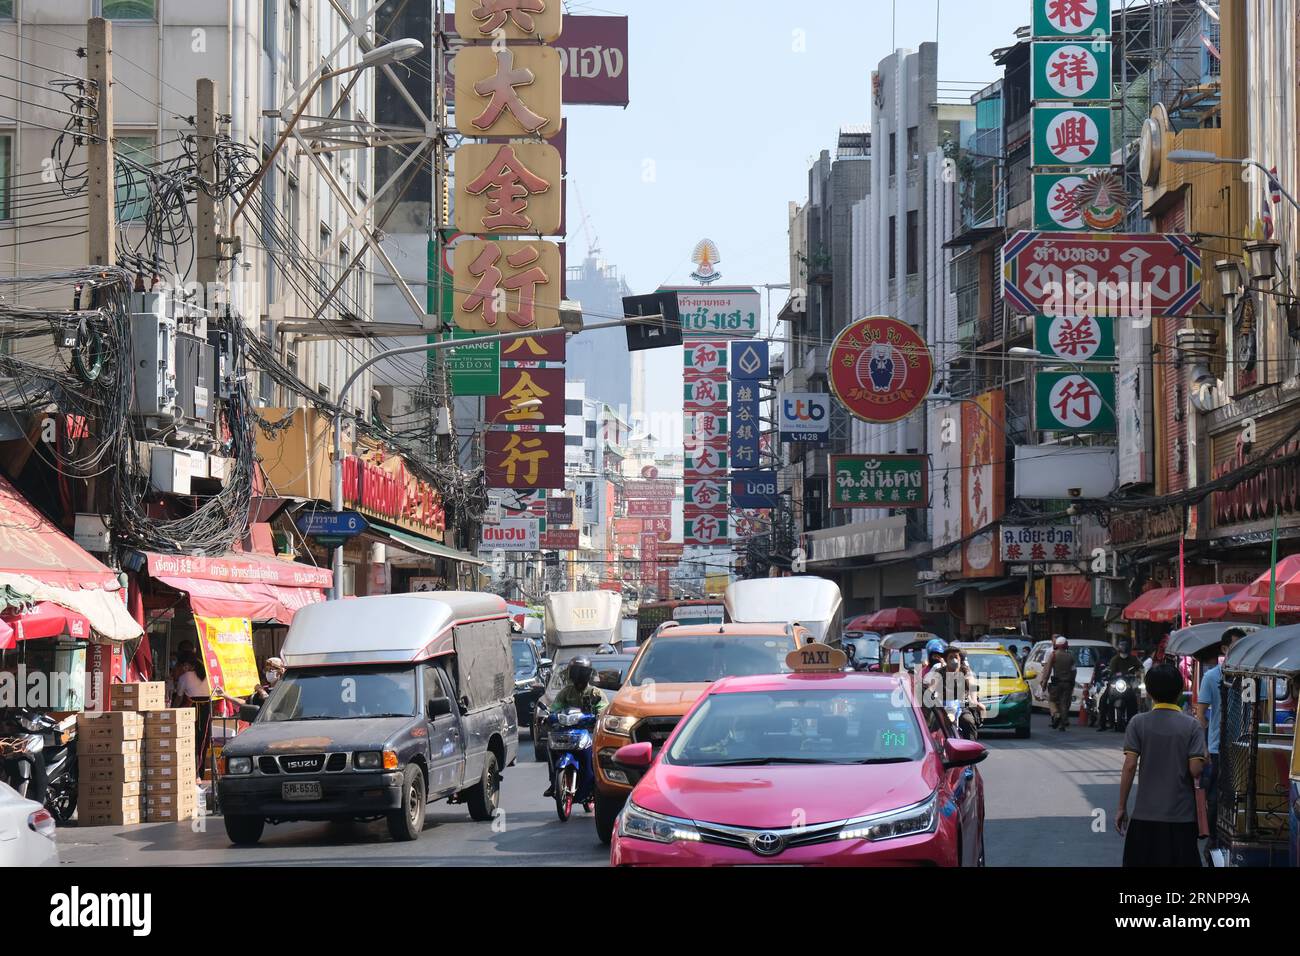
[86,18,115,269]
[195,78,219,300]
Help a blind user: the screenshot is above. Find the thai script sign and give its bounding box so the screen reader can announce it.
[999,524,1080,563]
[666,288,761,337]
[829,455,928,509]
[480,519,541,551]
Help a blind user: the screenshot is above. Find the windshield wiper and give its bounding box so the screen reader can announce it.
[854,756,915,764]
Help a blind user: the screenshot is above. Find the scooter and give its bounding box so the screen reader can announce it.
[944,699,979,741]
[0,709,79,823]
[546,708,597,822]
[1104,673,1141,732]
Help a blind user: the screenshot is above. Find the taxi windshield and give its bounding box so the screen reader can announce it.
[626,634,795,686]
[664,689,925,766]
[963,652,1021,678]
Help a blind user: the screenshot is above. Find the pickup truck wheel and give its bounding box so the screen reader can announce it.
[224,814,265,846]
[387,765,426,842]
[594,790,623,845]
[465,752,500,822]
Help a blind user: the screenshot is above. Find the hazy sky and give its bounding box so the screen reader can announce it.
[560,0,1030,439]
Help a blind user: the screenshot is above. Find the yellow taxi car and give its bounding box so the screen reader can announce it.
[952,642,1032,738]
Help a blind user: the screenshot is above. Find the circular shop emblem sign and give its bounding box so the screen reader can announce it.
[1046,109,1101,165]
[828,316,934,424]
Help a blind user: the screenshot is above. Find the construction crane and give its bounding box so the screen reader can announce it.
[571,178,602,260]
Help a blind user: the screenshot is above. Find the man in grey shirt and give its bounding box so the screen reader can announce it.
[1116,663,1208,867]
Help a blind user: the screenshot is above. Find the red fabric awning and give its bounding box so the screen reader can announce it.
[1146,584,1244,623]
[865,607,926,630]
[1244,554,1300,598]
[1226,593,1300,617]
[154,576,326,626]
[0,475,118,589]
[1122,586,1177,621]
[0,601,93,650]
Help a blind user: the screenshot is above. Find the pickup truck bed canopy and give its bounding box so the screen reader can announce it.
[281,592,508,666]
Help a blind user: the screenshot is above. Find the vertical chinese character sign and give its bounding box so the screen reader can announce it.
[684,339,730,546]
[454,6,567,497]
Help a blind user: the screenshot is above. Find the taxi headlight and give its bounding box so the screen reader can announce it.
[839,791,938,842]
[619,801,701,845]
[599,714,637,737]
[1004,691,1029,705]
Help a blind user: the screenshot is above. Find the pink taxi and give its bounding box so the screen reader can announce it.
[608,668,987,866]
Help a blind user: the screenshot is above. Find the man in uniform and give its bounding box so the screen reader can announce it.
[1043,636,1077,731]
[542,657,607,798]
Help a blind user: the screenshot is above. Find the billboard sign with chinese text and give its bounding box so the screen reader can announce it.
[540,528,580,550]
[829,455,928,509]
[684,509,729,546]
[962,391,1006,578]
[454,239,563,331]
[1031,106,1112,167]
[1000,524,1080,563]
[485,430,565,489]
[1032,0,1111,38]
[1034,371,1117,432]
[1001,231,1202,318]
[627,498,672,518]
[1034,313,1115,362]
[546,496,574,526]
[1031,41,1111,102]
[454,142,563,236]
[501,331,566,364]
[624,480,677,499]
[485,367,565,425]
[454,46,563,139]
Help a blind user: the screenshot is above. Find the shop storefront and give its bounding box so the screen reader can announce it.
[0,475,142,712]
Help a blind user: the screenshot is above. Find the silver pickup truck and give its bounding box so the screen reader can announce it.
[217,592,518,845]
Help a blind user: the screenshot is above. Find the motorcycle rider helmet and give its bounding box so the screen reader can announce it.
[1054,635,1068,648]
[568,656,593,690]
[925,638,948,660]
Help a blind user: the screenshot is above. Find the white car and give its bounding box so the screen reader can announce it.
[1023,639,1115,716]
[0,780,58,866]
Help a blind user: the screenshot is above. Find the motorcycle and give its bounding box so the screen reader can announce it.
[546,708,597,822]
[0,708,79,823]
[944,699,979,741]
[1084,671,1108,727]
[1103,673,1142,731]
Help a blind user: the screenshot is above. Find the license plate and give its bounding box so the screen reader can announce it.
[281,781,322,801]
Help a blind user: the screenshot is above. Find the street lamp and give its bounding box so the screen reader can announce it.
[232,38,425,226]
[1215,258,1245,312]
[1166,149,1300,211]
[1243,239,1281,285]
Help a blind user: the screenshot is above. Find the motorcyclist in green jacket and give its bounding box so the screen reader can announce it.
[542,657,607,798]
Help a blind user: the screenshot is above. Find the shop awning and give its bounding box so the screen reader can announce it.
[372,525,486,566]
[1226,593,1300,617]
[139,550,330,625]
[0,475,141,642]
[1147,584,1246,623]
[1237,555,1300,607]
[0,602,93,651]
[1122,586,1177,621]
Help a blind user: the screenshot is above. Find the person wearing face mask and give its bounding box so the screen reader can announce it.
[215,656,285,719]
[542,657,606,799]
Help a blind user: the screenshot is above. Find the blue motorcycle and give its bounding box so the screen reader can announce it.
[547,708,597,822]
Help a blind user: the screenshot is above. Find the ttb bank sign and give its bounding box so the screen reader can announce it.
[778,392,830,445]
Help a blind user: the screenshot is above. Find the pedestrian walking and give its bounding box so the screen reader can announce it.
[1043,636,1077,731]
[1117,663,1208,867]
[1193,627,1250,852]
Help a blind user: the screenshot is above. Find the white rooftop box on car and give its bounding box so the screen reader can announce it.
[724,576,844,645]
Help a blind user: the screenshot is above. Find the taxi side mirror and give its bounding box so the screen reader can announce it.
[613,741,653,768]
[942,738,987,769]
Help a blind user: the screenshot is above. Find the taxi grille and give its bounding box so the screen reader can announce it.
[631,717,679,747]
[695,818,848,856]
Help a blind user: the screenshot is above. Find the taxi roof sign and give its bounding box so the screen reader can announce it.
[786,642,847,674]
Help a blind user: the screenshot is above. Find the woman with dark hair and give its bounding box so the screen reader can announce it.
[172,642,212,780]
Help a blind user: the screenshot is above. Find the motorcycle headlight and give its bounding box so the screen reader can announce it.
[1112,679,1129,694]
[619,801,701,844]
[599,713,637,737]
[225,756,252,776]
[839,791,939,842]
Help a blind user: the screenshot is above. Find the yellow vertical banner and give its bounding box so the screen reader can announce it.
[195,615,257,698]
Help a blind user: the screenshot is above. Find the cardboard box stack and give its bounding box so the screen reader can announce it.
[144,707,196,822]
[77,711,145,826]
[110,681,166,712]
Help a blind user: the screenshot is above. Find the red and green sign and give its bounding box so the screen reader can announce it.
[1032,0,1111,39]
[827,316,933,424]
[1031,106,1112,167]
[1034,371,1117,433]
[829,454,928,509]
[1031,41,1111,102]
[1034,314,1115,362]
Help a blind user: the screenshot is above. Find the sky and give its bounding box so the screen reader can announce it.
[560,0,1031,442]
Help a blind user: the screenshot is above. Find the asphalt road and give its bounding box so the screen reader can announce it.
[55,711,1126,867]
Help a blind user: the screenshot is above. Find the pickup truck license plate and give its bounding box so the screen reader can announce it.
[282,781,322,801]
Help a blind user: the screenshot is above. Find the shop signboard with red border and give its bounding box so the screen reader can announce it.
[828,316,934,424]
[627,498,672,518]
[485,431,565,489]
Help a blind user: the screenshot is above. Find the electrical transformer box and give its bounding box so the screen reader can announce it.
[130,292,179,424]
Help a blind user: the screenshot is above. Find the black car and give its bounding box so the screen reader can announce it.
[512,638,551,728]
